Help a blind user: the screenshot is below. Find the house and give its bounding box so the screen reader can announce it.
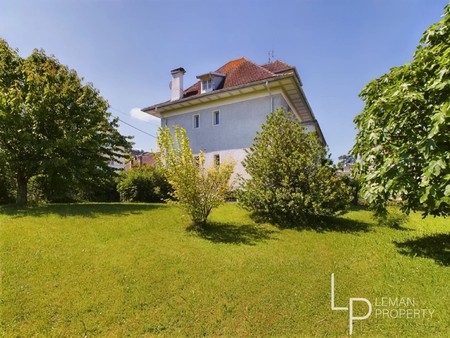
[125,149,157,170]
[142,57,325,179]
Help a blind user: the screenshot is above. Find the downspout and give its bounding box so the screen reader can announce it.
[265,81,274,112]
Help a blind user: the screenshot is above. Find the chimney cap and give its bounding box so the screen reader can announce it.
[171,67,186,75]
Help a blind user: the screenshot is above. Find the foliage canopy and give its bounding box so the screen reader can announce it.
[157,126,234,226]
[117,165,172,203]
[0,39,131,205]
[353,4,450,217]
[238,108,353,226]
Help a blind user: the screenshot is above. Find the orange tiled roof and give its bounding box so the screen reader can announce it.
[261,60,294,73]
[183,57,294,98]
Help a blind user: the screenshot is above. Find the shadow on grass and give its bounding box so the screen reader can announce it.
[187,221,278,245]
[394,233,450,267]
[251,213,372,234]
[0,203,166,218]
[303,215,372,233]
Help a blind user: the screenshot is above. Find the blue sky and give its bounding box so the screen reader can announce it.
[1,0,447,161]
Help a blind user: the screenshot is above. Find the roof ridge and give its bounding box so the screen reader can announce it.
[261,59,293,67]
[183,57,284,98]
[261,60,296,75]
[215,57,247,74]
[237,57,277,76]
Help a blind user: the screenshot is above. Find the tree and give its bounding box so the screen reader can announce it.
[238,108,353,226]
[353,3,450,217]
[0,154,14,204]
[156,126,234,226]
[117,165,172,202]
[0,39,131,205]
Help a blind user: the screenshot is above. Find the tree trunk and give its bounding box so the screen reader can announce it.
[16,174,28,206]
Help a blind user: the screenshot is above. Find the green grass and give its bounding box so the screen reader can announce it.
[0,203,449,337]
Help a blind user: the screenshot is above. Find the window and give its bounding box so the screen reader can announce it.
[213,110,220,125]
[201,79,213,93]
[214,154,220,167]
[193,114,200,128]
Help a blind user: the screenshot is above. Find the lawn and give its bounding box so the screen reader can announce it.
[0,203,449,337]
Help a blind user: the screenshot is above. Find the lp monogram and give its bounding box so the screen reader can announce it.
[330,273,372,335]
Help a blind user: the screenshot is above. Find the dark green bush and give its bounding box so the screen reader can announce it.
[238,108,353,226]
[79,176,120,202]
[0,168,14,204]
[28,174,78,203]
[117,165,172,202]
[26,172,121,204]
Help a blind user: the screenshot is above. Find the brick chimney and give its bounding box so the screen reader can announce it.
[170,67,186,101]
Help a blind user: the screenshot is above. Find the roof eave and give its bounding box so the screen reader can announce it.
[142,75,290,116]
[292,75,326,145]
[142,72,325,145]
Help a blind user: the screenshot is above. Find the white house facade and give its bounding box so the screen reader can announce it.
[142,57,325,181]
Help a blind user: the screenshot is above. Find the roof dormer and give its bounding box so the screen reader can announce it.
[196,72,225,94]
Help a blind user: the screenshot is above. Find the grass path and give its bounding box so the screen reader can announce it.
[0,203,449,337]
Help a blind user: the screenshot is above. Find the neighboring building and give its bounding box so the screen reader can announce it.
[142,57,325,180]
[125,150,157,170]
[337,154,355,175]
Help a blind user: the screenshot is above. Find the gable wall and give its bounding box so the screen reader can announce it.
[161,93,289,154]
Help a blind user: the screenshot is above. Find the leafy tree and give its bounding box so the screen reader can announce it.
[31,172,120,203]
[353,3,450,217]
[80,176,121,202]
[0,39,131,205]
[117,165,172,202]
[157,126,234,226]
[238,108,353,226]
[0,154,14,204]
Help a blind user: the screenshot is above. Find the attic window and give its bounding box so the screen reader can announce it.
[201,79,213,93]
[197,72,225,94]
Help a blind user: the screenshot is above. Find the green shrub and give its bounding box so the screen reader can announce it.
[79,176,120,202]
[24,173,121,204]
[157,126,234,226]
[117,165,171,203]
[238,108,353,226]
[27,175,48,205]
[0,167,14,204]
[28,174,78,203]
[340,173,360,205]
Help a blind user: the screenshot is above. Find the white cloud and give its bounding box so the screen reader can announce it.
[129,108,160,123]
